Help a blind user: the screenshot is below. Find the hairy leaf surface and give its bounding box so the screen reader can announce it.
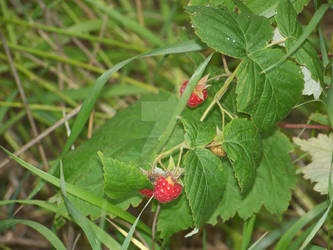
[187,6,273,58]
[184,148,227,226]
[222,118,261,192]
[210,130,295,222]
[236,48,303,130]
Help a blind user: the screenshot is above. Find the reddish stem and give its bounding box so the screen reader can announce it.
[319,54,333,58]
[276,123,331,130]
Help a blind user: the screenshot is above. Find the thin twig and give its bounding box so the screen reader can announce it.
[73,0,96,19]
[105,217,149,250]
[152,204,161,250]
[135,0,145,26]
[87,109,95,139]
[89,15,108,65]
[57,62,75,151]
[222,54,230,74]
[22,52,78,88]
[0,105,81,169]
[113,218,150,249]
[0,34,49,170]
[276,123,331,130]
[200,61,243,122]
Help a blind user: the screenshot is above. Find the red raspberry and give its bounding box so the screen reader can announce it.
[179,80,208,108]
[153,176,182,203]
[139,189,153,198]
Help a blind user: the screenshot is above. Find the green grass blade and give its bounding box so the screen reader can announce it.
[61,40,204,156]
[84,0,163,46]
[262,4,329,74]
[23,39,204,222]
[275,201,328,250]
[59,162,101,250]
[0,219,66,250]
[241,215,256,250]
[0,146,152,236]
[0,18,144,52]
[121,197,153,250]
[299,202,332,250]
[299,154,333,249]
[319,27,329,67]
[0,111,25,136]
[248,232,268,250]
[0,200,121,249]
[0,90,17,123]
[155,52,213,154]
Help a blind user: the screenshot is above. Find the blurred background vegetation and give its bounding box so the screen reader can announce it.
[0,0,332,249]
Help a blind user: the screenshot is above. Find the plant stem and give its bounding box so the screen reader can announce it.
[154,53,214,154]
[153,142,185,167]
[265,37,287,48]
[276,123,331,130]
[152,204,161,250]
[200,60,243,122]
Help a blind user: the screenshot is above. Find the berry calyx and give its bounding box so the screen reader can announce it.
[180,80,209,108]
[153,176,182,203]
[139,189,153,198]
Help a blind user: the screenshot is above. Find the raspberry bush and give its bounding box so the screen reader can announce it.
[2,0,333,249]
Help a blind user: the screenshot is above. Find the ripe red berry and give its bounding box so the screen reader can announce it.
[179,80,208,107]
[153,176,182,203]
[139,189,153,198]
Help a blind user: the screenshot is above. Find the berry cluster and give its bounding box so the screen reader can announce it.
[139,176,182,203]
[179,80,208,108]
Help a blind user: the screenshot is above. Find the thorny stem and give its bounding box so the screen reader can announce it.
[173,146,184,177]
[215,98,235,130]
[200,60,243,122]
[216,99,225,130]
[153,142,186,168]
[152,204,161,250]
[205,72,231,83]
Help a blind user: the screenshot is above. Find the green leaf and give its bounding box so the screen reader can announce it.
[59,163,101,250]
[62,40,204,157]
[155,53,214,154]
[275,201,327,250]
[61,92,181,216]
[100,154,151,199]
[262,3,329,73]
[184,148,227,227]
[0,219,66,250]
[0,146,152,236]
[157,193,194,240]
[181,118,216,148]
[222,118,261,192]
[26,39,205,204]
[0,200,121,249]
[309,113,330,126]
[275,0,302,37]
[121,197,153,250]
[276,0,323,83]
[187,6,273,58]
[210,130,295,221]
[236,48,304,130]
[293,133,333,194]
